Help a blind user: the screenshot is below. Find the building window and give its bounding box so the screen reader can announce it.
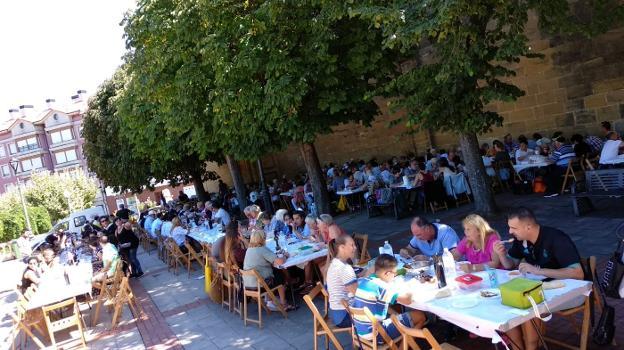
[55,149,78,164]
[9,143,17,155]
[0,145,5,158]
[16,137,38,153]
[4,183,15,192]
[50,128,74,144]
[1,165,10,177]
[20,157,43,172]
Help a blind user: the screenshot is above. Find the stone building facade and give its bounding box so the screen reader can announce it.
[256,17,624,179]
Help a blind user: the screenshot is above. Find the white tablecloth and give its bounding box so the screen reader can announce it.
[187,226,224,245]
[336,189,365,196]
[514,161,553,173]
[266,238,327,268]
[27,260,93,310]
[395,269,592,343]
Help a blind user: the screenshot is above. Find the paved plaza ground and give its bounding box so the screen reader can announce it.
[1,191,623,349]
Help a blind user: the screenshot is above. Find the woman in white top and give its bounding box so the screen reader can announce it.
[599,132,624,165]
[326,235,363,327]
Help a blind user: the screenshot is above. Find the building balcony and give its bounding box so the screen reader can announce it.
[48,139,78,151]
[12,146,45,159]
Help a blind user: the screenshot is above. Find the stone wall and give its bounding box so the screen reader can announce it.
[260,18,624,179]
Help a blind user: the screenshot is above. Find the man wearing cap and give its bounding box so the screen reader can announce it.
[143,210,156,238]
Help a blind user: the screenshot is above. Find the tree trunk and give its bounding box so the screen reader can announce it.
[300,142,331,215]
[191,174,208,202]
[226,154,248,212]
[256,159,274,215]
[459,132,498,216]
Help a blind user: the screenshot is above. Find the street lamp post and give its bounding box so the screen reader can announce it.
[9,158,32,231]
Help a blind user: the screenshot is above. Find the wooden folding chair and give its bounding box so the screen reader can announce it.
[344,303,401,350]
[92,259,124,326]
[353,233,372,264]
[111,277,141,329]
[544,256,606,350]
[390,314,461,350]
[141,228,158,255]
[240,269,287,328]
[166,238,192,275]
[200,242,212,265]
[42,297,87,349]
[217,262,234,311]
[9,311,46,350]
[561,157,585,194]
[303,283,351,350]
[157,232,167,262]
[11,289,47,350]
[184,241,204,277]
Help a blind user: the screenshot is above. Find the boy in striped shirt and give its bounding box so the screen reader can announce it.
[352,254,426,343]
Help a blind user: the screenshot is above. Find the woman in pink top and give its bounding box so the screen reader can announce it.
[453,214,502,268]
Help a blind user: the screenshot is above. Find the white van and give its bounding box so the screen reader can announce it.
[50,206,107,234]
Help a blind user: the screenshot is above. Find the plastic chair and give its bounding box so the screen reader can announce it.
[302,282,351,350]
[42,297,87,349]
[240,269,287,328]
[390,314,461,350]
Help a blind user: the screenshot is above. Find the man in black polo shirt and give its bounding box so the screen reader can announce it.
[495,207,583,280]
[493,207,583,350]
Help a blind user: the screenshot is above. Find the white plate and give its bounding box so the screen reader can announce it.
[451,297,480,309]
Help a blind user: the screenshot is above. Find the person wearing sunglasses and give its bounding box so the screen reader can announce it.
[352,254,426,343]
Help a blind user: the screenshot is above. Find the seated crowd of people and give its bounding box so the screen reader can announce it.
[480,121,624,197]
[323,207,584,350]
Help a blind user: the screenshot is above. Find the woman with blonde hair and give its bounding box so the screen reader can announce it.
[242,230,295,311]
[453,214,502,268]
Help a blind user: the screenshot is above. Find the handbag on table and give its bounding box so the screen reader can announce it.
[499,278,552,321]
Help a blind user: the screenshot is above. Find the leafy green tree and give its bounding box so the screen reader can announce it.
[82,69,219,201]
[202,0,397,214]
[24,170,98,222]
[353,0,624,215]
[0,192,51,242]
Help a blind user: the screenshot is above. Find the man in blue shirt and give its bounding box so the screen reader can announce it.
[543,136,576,198]
[352,254,425,343]
[400,216,459,258]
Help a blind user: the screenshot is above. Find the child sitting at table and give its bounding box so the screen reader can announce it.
[352,254,426,343]
[453,214,502,268]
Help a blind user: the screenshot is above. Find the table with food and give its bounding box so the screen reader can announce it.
[382,255,592,344]
[513,155,554,173]
[186,224,225,245]
[265,236,327,268]
[27,250,93,310]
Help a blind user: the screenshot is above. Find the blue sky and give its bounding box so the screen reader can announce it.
[0,0,135,116]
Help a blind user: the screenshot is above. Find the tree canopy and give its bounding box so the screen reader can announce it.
[352,0,624,214]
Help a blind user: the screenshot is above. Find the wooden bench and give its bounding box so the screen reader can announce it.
[571,169,624,216]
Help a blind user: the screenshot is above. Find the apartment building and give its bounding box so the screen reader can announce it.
[0,91,89,194]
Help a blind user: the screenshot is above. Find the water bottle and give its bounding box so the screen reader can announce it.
[383,241,393,256]
[433,255,447,288]
[485,265,499,288]
[442,248,457,285]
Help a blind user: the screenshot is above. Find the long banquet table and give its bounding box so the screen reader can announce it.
[393,267,591,343]
[27,257,93,310]
[265,237,327,268]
